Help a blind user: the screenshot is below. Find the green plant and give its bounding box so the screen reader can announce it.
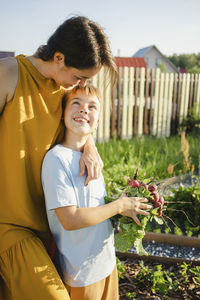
[190,266,200,285]
[166,183,200,237]
[116,257,126,280]
[136,263,178,295]
[179,104,200,134]
[105,169,165,255]
[126,292,136,299]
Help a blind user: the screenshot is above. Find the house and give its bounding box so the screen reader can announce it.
[0,51,15,59]
[133,45,178,73]
[115,56,147,68]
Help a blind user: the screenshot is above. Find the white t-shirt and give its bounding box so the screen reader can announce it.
[41,144,116,287]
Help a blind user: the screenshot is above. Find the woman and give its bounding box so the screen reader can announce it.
[0,16,117,300]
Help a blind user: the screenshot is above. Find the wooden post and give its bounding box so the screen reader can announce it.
[97,68,104,142]
[127,67,134,139]
[104,69,111,142]
[149,69,155,135]
[175,73,182,133]
[162,73,169,136]
[117,67,122,139]
[111,84,116,138]
[166,73,174,137]
[152,68,160,136]
[133,68,139,135]
[144,68,149,135]
[179,73,186,124]
[188,73,194,113]
[138,67,145,137]
[121,67,129,139]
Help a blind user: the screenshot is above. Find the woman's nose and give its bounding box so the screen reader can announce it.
[79,78,88,87]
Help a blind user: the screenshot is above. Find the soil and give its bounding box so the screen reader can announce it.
[118,255,200,300]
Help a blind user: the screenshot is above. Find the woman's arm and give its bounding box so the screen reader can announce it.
[0,57,18,114]
[55,196,152,230]
[80,134,103,185]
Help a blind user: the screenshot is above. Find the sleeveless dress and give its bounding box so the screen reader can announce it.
[0,55,70,300]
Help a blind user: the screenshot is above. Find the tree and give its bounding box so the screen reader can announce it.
[168,53,200,73]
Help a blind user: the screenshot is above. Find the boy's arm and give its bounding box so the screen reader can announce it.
[80,134,103,185]
[55,195,152,230]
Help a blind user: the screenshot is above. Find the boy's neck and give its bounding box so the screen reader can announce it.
[61,131,89,152]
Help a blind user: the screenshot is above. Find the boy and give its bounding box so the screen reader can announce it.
[42,84,152,299]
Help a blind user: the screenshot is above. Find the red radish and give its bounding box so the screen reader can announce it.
[158,197,165,206]
[148,184,157,192]
[128,179,139,188]
[150,191,159,202]
[139,181,148,190]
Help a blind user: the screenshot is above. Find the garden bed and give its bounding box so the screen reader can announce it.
[117,232,200,299]
[117,254,200,299]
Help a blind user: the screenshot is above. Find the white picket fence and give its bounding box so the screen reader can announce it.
[91,67,200,143]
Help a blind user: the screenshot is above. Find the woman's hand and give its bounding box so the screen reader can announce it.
[80,135,103,185]
[118,193,152,226]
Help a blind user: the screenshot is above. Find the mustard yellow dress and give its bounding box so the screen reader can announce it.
[0,55,70,300]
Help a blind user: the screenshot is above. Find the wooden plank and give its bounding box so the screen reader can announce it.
[152,68,160,136]
[171,73,177,135]
[162,73,169,136]
[117,67,122,138]
[166,73,174,137]
[111,84,116,138]
[127,67,134,139]
[149,69,155,135]
[121,67,129,139]
[175,73,182,133]
[133,68,139,135]
[183,73,190,119]
[188,73,194,112]
[144,68,149,135]
[91,72,98,141]
[138,68,145,136]
[157,72,164,137]
[97,67,104,142]
[195,74,200,116]
[179,73,186,124]
[104,69,111,142]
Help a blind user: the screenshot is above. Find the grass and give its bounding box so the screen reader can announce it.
[97,133,200,193]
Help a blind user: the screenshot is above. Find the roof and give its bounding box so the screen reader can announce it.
[115,57,147,68]
[133,45,178,72]
[0,51,15,59]
[133,45,154,57]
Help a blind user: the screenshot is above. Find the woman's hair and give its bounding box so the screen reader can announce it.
[62,84,102,115]
[35,16,117,85]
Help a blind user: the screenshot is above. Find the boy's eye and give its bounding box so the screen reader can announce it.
[72,101,80,105]
[89,105,97,110]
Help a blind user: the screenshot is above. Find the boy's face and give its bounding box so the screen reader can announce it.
[63,90,100,137]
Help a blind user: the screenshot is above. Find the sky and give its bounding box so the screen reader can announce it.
[0,0,200,58]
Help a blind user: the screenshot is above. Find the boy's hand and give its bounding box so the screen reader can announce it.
[80,143,103,185]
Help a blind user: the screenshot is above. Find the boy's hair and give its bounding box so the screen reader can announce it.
[35,16,117,86]
[62,84,101,116]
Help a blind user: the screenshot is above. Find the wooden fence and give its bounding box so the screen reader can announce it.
[90,67,200,143]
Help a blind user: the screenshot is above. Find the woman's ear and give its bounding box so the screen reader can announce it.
[54,52,65,65]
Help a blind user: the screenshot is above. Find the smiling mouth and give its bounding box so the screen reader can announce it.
[73,116,89,123]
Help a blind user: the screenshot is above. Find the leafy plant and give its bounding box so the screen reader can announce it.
[165,182,200,237]
[126,292,136,299]
[116,257,126,280]
[105,169,166,255]
[190,266,200,285]
[136,263,178,295]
